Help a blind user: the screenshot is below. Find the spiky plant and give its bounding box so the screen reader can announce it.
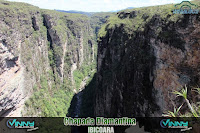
[193,88,200,116]
[173,85,199,117]
[163,104,183,117]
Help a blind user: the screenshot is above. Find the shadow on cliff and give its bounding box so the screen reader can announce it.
[67,73,96,117]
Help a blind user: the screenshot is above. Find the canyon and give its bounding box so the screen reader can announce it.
[0,0,199,129]
[0,0,109,117]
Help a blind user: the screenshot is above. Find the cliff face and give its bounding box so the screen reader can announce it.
[0,2,48,116]
[0,1,96,116]
[96,4,200,117]
[1,0,199,118]
[41,12,96,84]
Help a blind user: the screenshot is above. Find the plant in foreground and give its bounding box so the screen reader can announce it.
[162,104,183,117]
[163,85,200,117]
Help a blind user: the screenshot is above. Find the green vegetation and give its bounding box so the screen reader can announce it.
[73,62,96,90]
[0,0,97,117]
[163,104,183,117]
[48,45,56,68]
[90,12,114,36]
[8,0,99,117]
[73,70,85,89]
[0,0,40,43]
[0,0,39,14]
[98,3,186,39]
[7,0,200,120]
[163,86,200,117]
[23,75,74,117]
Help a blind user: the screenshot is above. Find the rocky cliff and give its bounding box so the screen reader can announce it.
[95,2,200,117]
[0,0,96,116]
[1,0,199,119]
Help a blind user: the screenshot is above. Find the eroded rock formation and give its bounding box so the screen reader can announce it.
[95,9,200,117]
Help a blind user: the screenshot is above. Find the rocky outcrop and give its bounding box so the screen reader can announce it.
[0,2,50,116]
[117,11,137,19]
[0,0,96,116]
[95,6,200,117]
[0,40,25,116]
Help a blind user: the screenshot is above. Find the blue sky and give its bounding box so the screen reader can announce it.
[8,0,185,12]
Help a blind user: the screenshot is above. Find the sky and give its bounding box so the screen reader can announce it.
[8,0,185,12]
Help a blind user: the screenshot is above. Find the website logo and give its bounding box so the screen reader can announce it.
[7,119,38,131]
[160,119,192,131]
[173,1,199,14]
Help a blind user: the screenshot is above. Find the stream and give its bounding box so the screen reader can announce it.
[73,73,90,117]
[71,75,90,133]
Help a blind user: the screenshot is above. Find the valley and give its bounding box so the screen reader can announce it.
[0,1,200,132]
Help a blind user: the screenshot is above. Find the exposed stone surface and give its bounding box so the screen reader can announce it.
[0,1,96,116]
[95,14,200,117]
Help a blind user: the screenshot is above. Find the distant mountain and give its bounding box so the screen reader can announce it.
[55,7,135,15]
[55,10,95,16]
[126,7,135,9]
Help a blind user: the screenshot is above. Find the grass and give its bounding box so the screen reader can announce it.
[98,3,185,39]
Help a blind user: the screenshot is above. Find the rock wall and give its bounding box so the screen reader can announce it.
[0,3,49,116]
[95,6,200,117]
[0,1,96,116]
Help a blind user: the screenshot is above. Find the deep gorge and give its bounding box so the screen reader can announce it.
[0,0,200,128]
[0,0,111,117]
